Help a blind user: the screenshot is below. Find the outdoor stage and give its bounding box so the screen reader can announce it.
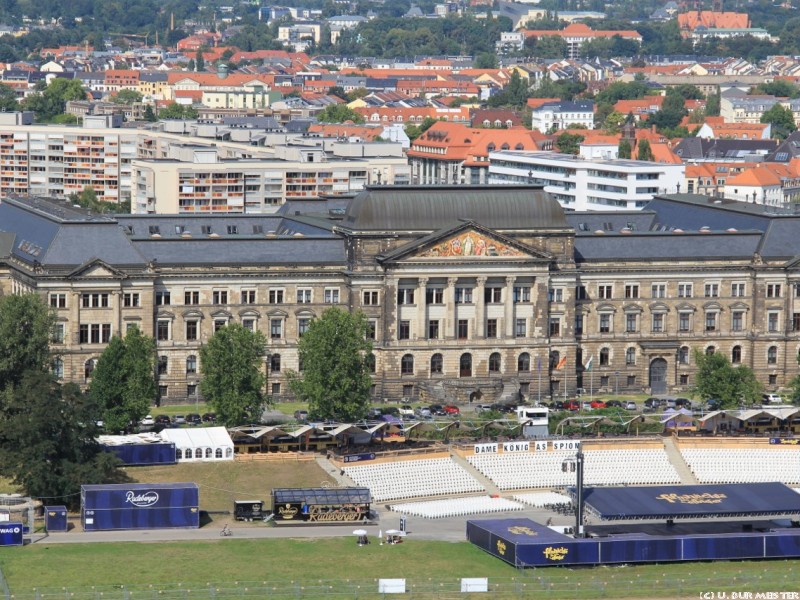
[467,483,800,567]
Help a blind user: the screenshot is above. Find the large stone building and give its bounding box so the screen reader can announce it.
[1,186,799,406]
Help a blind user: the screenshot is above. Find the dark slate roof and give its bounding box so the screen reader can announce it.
[115,214,338,239]
[131,239,346,266]
[574,231,763,262]
[565,211,657,234]
[674,138,777,160]
[341,185,568,232]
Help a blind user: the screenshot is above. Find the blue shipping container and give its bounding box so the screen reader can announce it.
[44,506,68,532]
[101,443,177,466]
[0,522,24,546]
[81,483,200,531]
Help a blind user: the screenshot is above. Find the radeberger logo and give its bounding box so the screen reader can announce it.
[508,526,538,536]
[544,546,569,561]
[496,540,507,556]
[125,490,159,507]
[656,493,726,505]
[278,503,298,519]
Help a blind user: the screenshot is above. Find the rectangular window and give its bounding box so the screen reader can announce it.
[793,312,800,332]
[457,319,468,339]
[268,289,284,304]
[454,287,472,304]
[214,320,227,334]
[731,283,746,297]
[157,319,170,341]
[242,318,255,331]
[600,375,609,387]
[298,318,310,337]
[186,320,198,341]
[184,290,199,305]
[428,319,439,339]
[398,320,410,340]
[514,286,531,303]
[768,312,779,333]
[52,322,65,343]
[652,313,664,332]
[155,291,171,306]
[240,290,256,304]
[626,313,637,333]
[271,382,281,396]
[123,293,140,308]
[366,320,377,340]
[486,319,497,338]
[362,291,379,305]
[651,284,666,299]
[485,287,502,303]
[705,312,717,332]
[548,288,563,302]
[549,317,561,337]
[625,284,639,299]
[599,314,610,333]
[296,289,312,304]
[794,283,800,298]
[679,312,691,332]
[732,311,744,332]
[575,285,587,300]
[187,384,197,398]
[680,374,689,386]
[80,323,111,344]
[678,283,693,298]
[575,314,584,335]
[627,375,636,387]
[324,288,340,304]
[704,283,719,298]
[397,288,415,304]
[767,283,782,298]
[81,293,109,308]
[212,290,228,305]
[515,318,526,338]
[598,285,613,299]
[426,288,444,304]
[270,318,283,339]
[49,293,67,308]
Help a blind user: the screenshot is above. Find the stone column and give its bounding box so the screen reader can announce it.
[417,277,428,340]
[504,276,516,338]
[474,276,487,339]
[445,277,458,340]
[70,291,81,345]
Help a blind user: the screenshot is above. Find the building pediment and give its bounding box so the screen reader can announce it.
[66,258,126,280]
[378,222,552,265]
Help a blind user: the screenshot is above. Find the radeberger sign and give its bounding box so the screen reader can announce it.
[307,504,365,523]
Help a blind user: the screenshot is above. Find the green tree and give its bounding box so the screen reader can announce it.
[637,138,654,161]
[143,104,157,122]
[327,85,349,101]
[0,372,124,509]
[754,80,800,98]
[474,51,498,69]
[0,82,19,112]
[789,352,800,405]
[761,103,797,139]
[706,92,721,117]
[0,293,55,394]
[22,77,86,121]
[89,327,157,433]
[200,323,268,427]
[195,48,205,72]
[524,35,568,59]
[112,89,143,105]
[316,103,365,124]
[618,138,632,159]
[602,110,625,134]
[287,307,373,422]
[691,349,762,409]
[405,116,438,142]
[158,102,199,120]
[555,132,584,155]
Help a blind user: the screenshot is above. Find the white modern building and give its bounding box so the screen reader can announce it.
[530,100,595,133]
[488,150,685,211]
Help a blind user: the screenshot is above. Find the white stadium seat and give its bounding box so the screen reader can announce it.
[681,448,800,484]
[390,496,524,519]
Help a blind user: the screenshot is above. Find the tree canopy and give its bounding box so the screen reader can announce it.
[691,349,762,409]
[89,327,157,433]
[316,103,365,124]
[22,77,86,122]
[288,307,373,422]
[158,102,199,120]
[199,323,268,427]
[555,132,584,155]
[0,293,55,394]
[761,103,797,139]
[112,89,143,105]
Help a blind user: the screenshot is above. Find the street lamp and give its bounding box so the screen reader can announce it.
[615,371,619,396]
[562,448,585,538]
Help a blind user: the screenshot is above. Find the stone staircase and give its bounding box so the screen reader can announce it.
[449,449,502,496]
[662,436,699,484]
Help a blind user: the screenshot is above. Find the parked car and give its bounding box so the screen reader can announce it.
[563,400,580,411]
[605,400,623,408]
[443,404,460,416]
[625,401,638,411]
[368,407,383,419]
[140,414,155,426]
[294,410,308,422]
[590,400,607,409]
[674,398,692,410]
[550,400,565,410]
[429,404,446,416]
[185,413,202,425]
[763,393,782,404]
[704,398,722,411]
[399,405,415,417]
[644,398,663,412]
[173,415,186,425]
[202,412,217,423]
[154,414,171,426]
[581,400,592,411]
[415,406,432,419]
[474,403,495,413]
[383,406,401,417]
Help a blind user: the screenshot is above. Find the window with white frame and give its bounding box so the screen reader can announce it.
[324,288,340,304]
[270,318,283,339]
[123,293,140,307]
[678,283,693,298]
[268,289,284,304]
[212,289,228,305]
[362,290,379,305]
[651,284,666,299]
[598,284,613,299]
[731,282,746,297]
[624,284,639,299]
[767,283,782,298]
[296,288,312,304]
[49,293,67,308]
[513,286,530,303]
[704,283,719,298]
[768,312,780,333]
[455,287,473,303]
[240,289,256,304]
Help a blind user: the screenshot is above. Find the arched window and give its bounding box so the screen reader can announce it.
[215,448,223,458]
[157,355,168,375]
[366,353,376,374]
[226,448,233,458]
[732,345,742,364]
[625,348,636,366]
[84,358,97,382]
[194,448,203,459]
[205,448,212,458]
[460,353,472,377]
[430,353,443,374]
[550,351,560,369]
[768,346,778,365]
[518,352,530,372]
[599,348,610,366]
[176,449,183,459]
[401,354,414,375]
[270,354,281,372]
[678,346,690,365]
[186,355,197,374]
[52,357,64,379]
[706,346,715,356]
[489,352,501,373]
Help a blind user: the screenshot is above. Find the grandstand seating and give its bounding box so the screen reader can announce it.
[681,448,800,485]
[513,491,571,508]
[467,448,681,490]
[390,496,524,519]
[343,458,484,502]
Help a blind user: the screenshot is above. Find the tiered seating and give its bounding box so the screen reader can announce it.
[343,458,484,502]
[390,496,524,519]
[513,491,571,508]
[467,448,681,491]
[681,448,800,484]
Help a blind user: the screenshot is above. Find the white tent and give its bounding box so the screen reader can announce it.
[159,426,234,462]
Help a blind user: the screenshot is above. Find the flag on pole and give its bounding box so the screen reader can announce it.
[555,355,567,370]
[584,355,593,372]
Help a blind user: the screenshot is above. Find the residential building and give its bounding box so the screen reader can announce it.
[530,100,595,133]
[520,23,642,60]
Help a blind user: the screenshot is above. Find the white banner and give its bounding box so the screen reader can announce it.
[502,441,530,453]
[534,440,548,452]
[474,443,498,454]
[552,440,582,451]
